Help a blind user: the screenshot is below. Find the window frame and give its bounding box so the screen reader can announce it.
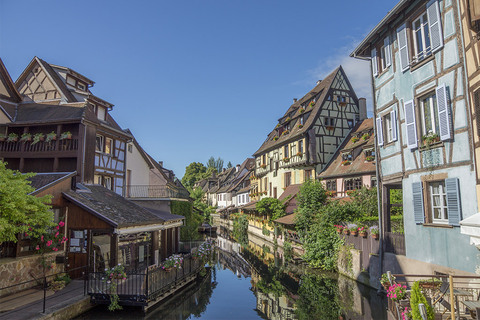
[95,135,104,153]
[419,91,439,137]
[411,12,432,63]
[428,180,449,225]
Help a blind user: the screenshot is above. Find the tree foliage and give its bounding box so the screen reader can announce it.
[206,156,224,173]
[181,162,207,189]
[255,197,286,221]
[348,187,379,217]
[190,187,216,223]
[227,161,233,168]
[0,161,53,243]
[232,213,248,247]
[171,200,202,241]
[295,179,328,236]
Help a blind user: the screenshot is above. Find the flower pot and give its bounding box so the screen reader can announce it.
[343,229,350,235]
[164,267,173,272]
[359,232,367,238]
[351,231,358,236]
[371,234,379,240]
[0,137,5,142]
[336,229,342,234]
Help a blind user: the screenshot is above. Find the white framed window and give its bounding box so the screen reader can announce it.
[412,13,431,63]
[429,181,448,224]
[95,135,104,152]
[104,176,112,190]
[298,140,304,154]
[385,113,393,143]
[97,106,106,121]
[420,92,439,136]
[105,137,113,155]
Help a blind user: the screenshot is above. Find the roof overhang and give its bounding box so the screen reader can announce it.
[114,220,183,235]
[460,213,480,248]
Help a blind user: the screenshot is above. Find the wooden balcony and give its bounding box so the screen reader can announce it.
[279,153,307,168]
[255,164,270,176]
[126,185,190,199]
[0,139,79,157]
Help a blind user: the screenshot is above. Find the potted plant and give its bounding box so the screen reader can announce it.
[309,101,315,107]
[273,136,279,141]
[348,223,358,236]
[0,133,6,142]
[296,151,302,157]
[366,155,375,162]
[370,226,379,239]
[358,226,368,238]
[341,160,351,166]
[299,108,305,113]
[283,157,290,163]
[32,133,45,145]
[422,132,440,147]
[380,273,396,290]
[275,124,281,129]
[162,254,183,271]
[46,131,57,142]
[387,283,408,303]
[281,130,290,136]
[362,133,370,141]
[285,117,291,122]
[260,164,267,169]
[352,136,359,143]
[60,131,72,140]
[7,133,18,142]
[334,225,344,234]
[298,124,304,129]
[418,278,441,289]
[20,133,32,142]
[326,190,336,197]
[342,228,350,235]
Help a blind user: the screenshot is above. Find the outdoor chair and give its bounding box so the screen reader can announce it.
[432,280,453,319]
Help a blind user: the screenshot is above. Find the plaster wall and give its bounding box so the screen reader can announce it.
[125,143,150,186]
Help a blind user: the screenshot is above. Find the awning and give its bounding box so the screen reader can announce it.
[460,213,480,247]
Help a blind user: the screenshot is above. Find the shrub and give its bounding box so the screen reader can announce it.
[410,281,434,320]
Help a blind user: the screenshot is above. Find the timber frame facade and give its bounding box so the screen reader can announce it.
[0,57,131,195]
[352,0,480,273]
[252,66,366,200]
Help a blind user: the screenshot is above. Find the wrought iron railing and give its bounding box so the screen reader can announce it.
[125,185,190,199]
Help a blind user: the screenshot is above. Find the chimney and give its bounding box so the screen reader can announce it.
[158,161,163,167]
[293,98,297,103]
[316,80,322,85]
[359,98,367,121]
[236,164,240,172]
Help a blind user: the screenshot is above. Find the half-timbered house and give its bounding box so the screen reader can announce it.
[252,66,366,200]
[0,57,131,195]
[352,0,479,274]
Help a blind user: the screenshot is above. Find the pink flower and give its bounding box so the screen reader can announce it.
[55,226,59,230]
[55,232,59,238]
[41,235,44,242]
[46,240,52,247]
[59,221,65,227]
[35,245,40,250]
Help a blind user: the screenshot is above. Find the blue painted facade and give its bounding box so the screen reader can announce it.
[353,0,480,273]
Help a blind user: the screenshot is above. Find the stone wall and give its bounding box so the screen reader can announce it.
[0,252,64,297]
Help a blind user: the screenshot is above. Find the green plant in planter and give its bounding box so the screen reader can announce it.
[366,155,374,162]
[20,133,32,142]
[309,101,315,107]
[46,131,57,143]
[60,131,72,140]
[273,136,279,141]
[285,117,291,122]
[410,281,434,320]
[283,157,290,163]
[299,108,305,113]
[422,132,439,147]
[352,136,359,143]
[7,133,18,142]
[298,124,304,129]
[32,133,45,145]
[281,130,290,136]
[0,133,6,141]
[362,133,370,140]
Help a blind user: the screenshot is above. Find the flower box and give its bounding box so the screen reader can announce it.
[283,157,290,163]
[341,160,351,166]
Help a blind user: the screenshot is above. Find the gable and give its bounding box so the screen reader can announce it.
[0,58,21,103]
[17,61,62,102]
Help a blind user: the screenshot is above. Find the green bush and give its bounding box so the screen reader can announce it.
[410,281,434,320]
[232,213,248,247]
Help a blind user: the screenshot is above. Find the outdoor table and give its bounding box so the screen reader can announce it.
[462,300,480,319]
[453,288,472,319]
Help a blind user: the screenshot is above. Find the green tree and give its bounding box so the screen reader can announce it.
[295,179,327,236]
[206,156,224,173]
[348,187,378,217]
[255,197,286,221]
[227,161,233,168]
[181,162,207,189]
[190,187,216,223]
[296,274,342,320]
[0,161,53,243]
[171,200,202,240]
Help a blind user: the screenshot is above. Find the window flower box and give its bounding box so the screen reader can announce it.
[352,137,359,143]
[281,130,290,136]
[341,160,351,166]
[362,133,370,141]
[309,101,315,107]
[273,136,279,141]
[32,133,45,145]
[366,156,374,162]
[20,133,32,142]
[60,131,72,140]
[7,133,18,142]
[422,132,440,147]
[0,134,6,142]
[299,108,305,113]
[46,131,57,143]
[326,126,334,131]
[285,117,291,122]
[297,124,303,129]
[295,152,302,157]
[283,157,290,163]
[260,164,266,169]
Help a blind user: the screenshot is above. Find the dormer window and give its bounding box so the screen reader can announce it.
[97,106,106,121]
[66,75,88,92]
[77,82,86,91]
[364,148,375,161]
[342,152,352,161]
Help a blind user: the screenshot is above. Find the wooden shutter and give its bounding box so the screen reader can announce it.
[474,89,480,136]
[436,84,451,141]
[376,116,384,146]
[371,48,378,77]
[404,100,418,149]
[427,0,444,53]
[384,36,392,67]
[412,182,425,224]
[397,24,410,72]
[390,109,398,141]
[445,178,461,226]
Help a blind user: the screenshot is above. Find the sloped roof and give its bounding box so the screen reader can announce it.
[63,184,165,228]
[253,66,352,156]
[0,58,22,103]
[242,200,258,210]
[279,184,301,214]
[274,213,297,226]
[319,118,376,179]
[12,103,84,123]
[27,172,76,195]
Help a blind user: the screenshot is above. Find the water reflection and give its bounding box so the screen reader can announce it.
[76,231,387,319]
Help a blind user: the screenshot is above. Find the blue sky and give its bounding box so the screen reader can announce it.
[0,0,398,178]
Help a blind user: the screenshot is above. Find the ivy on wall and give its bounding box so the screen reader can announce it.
[171,200,202,241]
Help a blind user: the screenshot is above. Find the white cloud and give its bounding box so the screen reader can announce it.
[307,41,374,115]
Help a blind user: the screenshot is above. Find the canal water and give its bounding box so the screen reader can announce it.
[75,231,388,320]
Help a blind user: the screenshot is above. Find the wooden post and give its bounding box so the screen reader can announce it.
[449,275,455,320]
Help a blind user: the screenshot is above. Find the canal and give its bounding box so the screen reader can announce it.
[75,230,388,319]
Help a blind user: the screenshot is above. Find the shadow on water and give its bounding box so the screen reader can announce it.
[76,230,387,319]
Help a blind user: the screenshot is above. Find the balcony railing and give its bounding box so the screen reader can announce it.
[0,139,79,153]
[126,185,190,199]
[279,153,307,168]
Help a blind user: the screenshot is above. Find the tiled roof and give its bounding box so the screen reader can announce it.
[27,172,76,195]
[279,184,301,214]
[253,66,345,156]
[13,104,84,123]
[274,213,297,225]
[63,184,165,228]
[319,118,376,179]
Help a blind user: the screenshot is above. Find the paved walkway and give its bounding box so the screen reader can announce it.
[0,280,87,320]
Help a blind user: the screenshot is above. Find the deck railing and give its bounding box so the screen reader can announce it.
[88,254,203,307]
[125,185,190,199]
[0,139,79,153]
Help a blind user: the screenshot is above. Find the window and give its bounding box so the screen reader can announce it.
[342,152,352,161]
[305,169,312,181]
[291,144,297,156]
[105,138,113,155]
[420,92,439,137]
[298,140,304,154]
[97,106,106,121]
[95,135,104,152]
[429,181,448,224]
[377,110,397,146]
[262,154,266,165]
[384,113,394,143]
[345,178,362,191]
[128,144,133,153]
[324,117,335,127]
[397,0,443,72]
[412,13,431,63]
[364,148,375,160]
[77,82,86,91]
[300,116,304,125]
[326,180,336,191]
[103,176,112,190]
[347,119,354,128]
[284,145,289,158]
[285,172,291,188]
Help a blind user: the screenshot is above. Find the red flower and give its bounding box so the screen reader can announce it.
[59,221,65,227]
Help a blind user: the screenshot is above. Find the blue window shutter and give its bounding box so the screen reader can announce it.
[427,0,444,53]
[397,24,410,72]
[371,48,378,77]
[412,182,425,224]
[384,36,392,67]
[404,100,418,149]
[436,84,452,141]
[445,178,461,226]
[376,116,384,146]
[390,109,398,141]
